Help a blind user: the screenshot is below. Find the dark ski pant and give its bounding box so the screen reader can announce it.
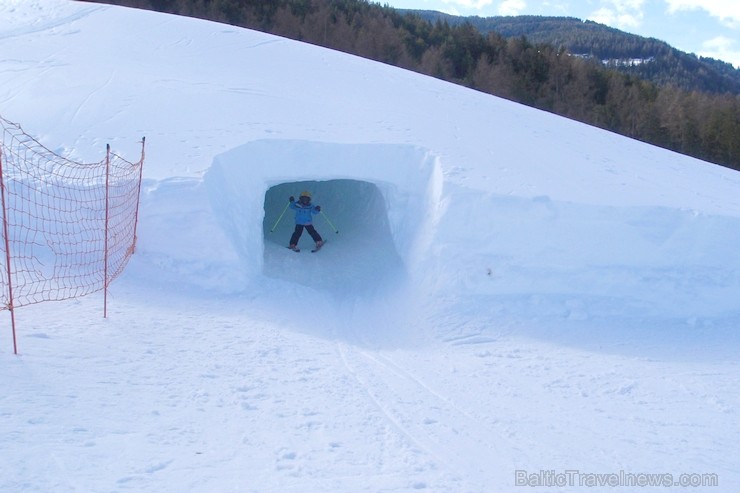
[290,224,322,246]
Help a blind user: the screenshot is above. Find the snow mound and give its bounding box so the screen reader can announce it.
[132,137,740,325]
[203,139,442,296]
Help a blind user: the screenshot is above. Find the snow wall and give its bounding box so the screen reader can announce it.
[204,140,442,295]
[135,138,740,324]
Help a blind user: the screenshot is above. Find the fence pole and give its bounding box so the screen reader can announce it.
[0,148,17,354]
[104,144,110,319]
[131,137,145,253]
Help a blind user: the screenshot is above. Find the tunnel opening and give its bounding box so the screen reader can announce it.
[263,179,403,293]
[205,139,442,296]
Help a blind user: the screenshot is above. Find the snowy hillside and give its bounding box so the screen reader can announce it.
[0,1,738,492]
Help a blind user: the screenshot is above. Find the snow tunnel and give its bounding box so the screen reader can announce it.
[205,140,442,295]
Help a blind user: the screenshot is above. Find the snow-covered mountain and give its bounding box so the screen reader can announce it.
[1,1,738,492]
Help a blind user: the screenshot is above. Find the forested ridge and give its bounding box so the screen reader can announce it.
[82,0,740,170]
[413,12,740,95]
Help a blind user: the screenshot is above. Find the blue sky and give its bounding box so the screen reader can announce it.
[379,0,740,68]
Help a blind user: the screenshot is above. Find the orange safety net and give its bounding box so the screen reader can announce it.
[0,117,144,312]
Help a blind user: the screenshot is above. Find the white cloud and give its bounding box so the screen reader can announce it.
[497,0,527,16]
[539,1,571,16]
[665,0,740,27]
[440,0,496,12]
[700,35,740,67]
[588,1,645,29]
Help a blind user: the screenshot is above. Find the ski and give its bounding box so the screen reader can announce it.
[311,240,326,253]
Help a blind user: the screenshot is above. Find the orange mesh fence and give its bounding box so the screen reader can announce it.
[0,116,144,353]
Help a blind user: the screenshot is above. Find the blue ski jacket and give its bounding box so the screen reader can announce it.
[290,202,319,225]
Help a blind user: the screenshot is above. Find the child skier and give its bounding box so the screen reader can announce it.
[288,191,324,252]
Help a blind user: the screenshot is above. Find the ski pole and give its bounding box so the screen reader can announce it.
[320,211,339,234]
[270,201,291,233]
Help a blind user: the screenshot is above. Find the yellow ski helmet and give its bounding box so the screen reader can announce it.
[300,191,311,198]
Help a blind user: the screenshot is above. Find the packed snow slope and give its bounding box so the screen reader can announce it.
[0,1,738,492]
